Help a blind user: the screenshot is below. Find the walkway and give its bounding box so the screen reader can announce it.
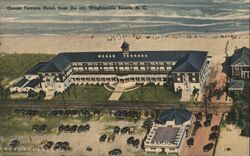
[108,82,136,101]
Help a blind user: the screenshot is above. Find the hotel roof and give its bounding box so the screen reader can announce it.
[39,51,208,73]
[25,62,48,75]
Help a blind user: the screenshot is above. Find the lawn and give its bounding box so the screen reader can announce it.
[0,53,54,84]
[53,85,113,103]
[120,86,181,104]
[52,85,181,104]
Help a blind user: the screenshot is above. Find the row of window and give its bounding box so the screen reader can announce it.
[71,62,175,66]
[72,66,171,72]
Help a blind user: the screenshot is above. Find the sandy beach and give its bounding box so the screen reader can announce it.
[0,34,249,64]
[215,124,250,156]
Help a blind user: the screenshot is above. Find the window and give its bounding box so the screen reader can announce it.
[177,73,180,76]
[192,73,195,76]
[235,66,239,70]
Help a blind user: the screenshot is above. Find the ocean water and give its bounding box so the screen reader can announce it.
[0,0,249,35]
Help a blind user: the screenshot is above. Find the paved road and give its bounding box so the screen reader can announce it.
[0,99,231,113]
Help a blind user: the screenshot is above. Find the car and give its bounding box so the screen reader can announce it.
[61,142,70,151]
[32,124,39,132]
[58,125,64,133]
[44,141,54,150]
[38,124,47,132]
[187,138,194,146]
[113,126,120,134]
[209,132,218,141]
[83,124,90,132]
[77,125,85,133]
[207,114,213,121]
[70,110,77,116]
[53,141,62,150]
[70,124,78,133]
[133,139,140,147]
[195,112,202,120]
[125,111,132,118]
[108,148,122,156]
[203,143,214,152]
[204,120,211,127]
[83,110,91,117]
[40,140,48,145]
[86,147,92,151]
[127,136,134,144]
[114,110,121,117]
[142,119,153,129]
[121,127,130,134]
[211,125,220,132]
[64,124,71,132]
[64,110,71,116]
[9,140,20,148]
[99,134,107,142]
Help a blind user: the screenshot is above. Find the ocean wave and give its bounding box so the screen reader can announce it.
[0,18,237,27]
[59,12,249,21]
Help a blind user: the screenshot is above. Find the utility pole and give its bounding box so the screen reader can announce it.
[204,95,208,120]
[62,92,66,111]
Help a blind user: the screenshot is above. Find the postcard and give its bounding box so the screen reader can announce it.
[0,0,249,156]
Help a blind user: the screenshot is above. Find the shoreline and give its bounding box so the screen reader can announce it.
[0,31,249,38]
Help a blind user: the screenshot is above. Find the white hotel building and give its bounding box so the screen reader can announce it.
[11,42,211,96]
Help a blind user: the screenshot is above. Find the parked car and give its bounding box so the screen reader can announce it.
[9,140,20,148]
[53,142,62,150]
[38,124,47,132]
[113,126,120,134]
[127,136,134,145]
[204,120,211,127]
[64,124,71,132]
[77,125,85,133]
[207,114,213,121]
[99,134,107,142]
[44,141,54,150]
[40,140,48,145]
[121,127,130,134]
[58,125,64,133]
[108,148,122,156]
[133,139,140,147]
[61,141,70,151]
[203,143,214,152]
[211,125,220,132]
[70,124,78,133]
[209,132,218,141]
[83,124,90,132]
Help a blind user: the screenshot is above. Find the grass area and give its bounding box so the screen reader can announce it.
[53,85,112,103]
[0,107,91,138]
[120,86,181,104]
[53,85,183,104]
[0,53,54,83]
